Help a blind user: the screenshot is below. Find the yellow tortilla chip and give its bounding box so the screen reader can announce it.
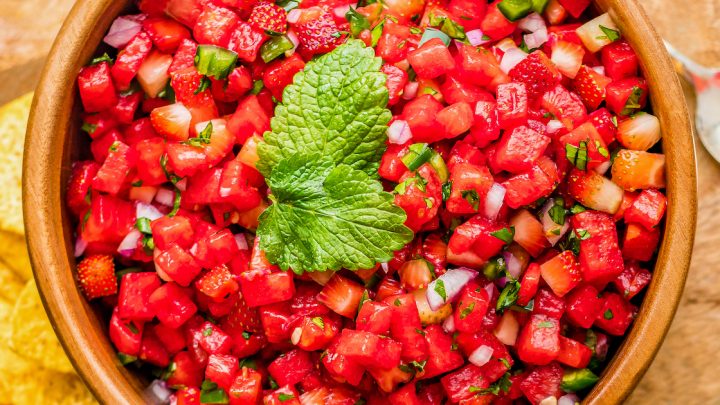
[0,92,32,236]
[9,368,96,405]
[0,261,23,303]
[0,231,32,281]
[9,280,74,373]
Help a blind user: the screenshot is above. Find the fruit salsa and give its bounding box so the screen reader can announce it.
[69,0,667,403]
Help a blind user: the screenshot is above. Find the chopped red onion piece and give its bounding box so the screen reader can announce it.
[442,315,456,333]
[287,9,302,23]
[484,282,496,300]
[387,120,413,144]
[466,29,491,46]
[137,202,163,221]
[503,250,523,279]
[118,230,142,257]
[426,267,478,311]
[539,199,570,246]
[175,178,187,191]
[333,4,351,18]
[103,15,143,49]
[155,188,175,207]
[558,394,580,405]
[143,379,173,405]
[74,237,88,258]
[380,262,390,274]
[402,81,419,100]
[468,345,494,367]
[518,13,546,33]
[234,233,249,250]
[524,28,548,50]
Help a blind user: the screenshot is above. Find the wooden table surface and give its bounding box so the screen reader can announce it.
[2,0,719,402]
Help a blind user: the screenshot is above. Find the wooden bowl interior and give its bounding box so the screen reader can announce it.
[23,0,696,403]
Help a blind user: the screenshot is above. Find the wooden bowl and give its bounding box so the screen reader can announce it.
[23,0,697,403]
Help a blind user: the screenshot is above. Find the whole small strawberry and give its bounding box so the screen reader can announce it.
[248,1,288,34]
[77,254,118,300]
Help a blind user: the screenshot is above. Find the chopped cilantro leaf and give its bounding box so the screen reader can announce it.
[490,226,515,244]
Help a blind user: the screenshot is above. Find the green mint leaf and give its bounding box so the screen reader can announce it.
[461,189,480,211]
[566,141,588,171]
[548,198,566,225]
[257,40,392,178]
[598,25,621,42]
[490,226,515,244]
[311,316,325,329]
[346,7,370,36]
[460,302,475,319]
[496,280,520,314]
[257,154,412,273]
[434,279,447,301]
[621,86,644,116]
[442,181,453,202]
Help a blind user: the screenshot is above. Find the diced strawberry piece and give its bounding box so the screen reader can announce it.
[381,64,408,106]
[539,251,581,297]
[565,284,603,328]
[402,95,446,143]
[441,364,496,402]
[510,210,550,257]
[293,314,340,351]
[155,244,203,286]
[560,121,610,170]
[151,323,186,355]
[587,108,617,145]
[211,66,253,102]
[502,159,558,209]
[109,308,144,356]
[557,0,590,18]
[385,293,429,362]
[448,215,508,264]
[111,32,153,90]
[81,193,136,245]
[167,352,204,389]
[191,227,240,268]
[551,40,585,79]
[517,262,541,307]
[144,17,192,53]
[606,77,649,116]
[470,100,501,147]
[337,329,402,369]
[611,150,666,190]
[456,43,509,91]
[594,292,637,335]
[567,169,623,214]
[516,314,560,365]
[90,129,123,163]
[195,265,239,302]
[268,349,314,386]
[509,51,563,99]
[78,61,118,112]
[453,283,490,333]
[624,189,667,230]
[221,293,263,335]
[137,51,174,98]
[197,321,234,355]
[446,163,493,215]
[322,338,365,386]
[368,365,414,393]
[495,125,551,174]
[110,91,144,124]
[193,4,239,46]
[165,0,204,27]
[398,258,435,291]
[169,39,199,74]
[148,282,197,328]
[151,103,193,141]
[93,140,136,195]
[118,272,162,321]
[420,325,464,379]
[496,82,528,130]
[66,161,100,216]
[622,223,661,262]
[541,84,587,130]
[481,1,518,40]
[239,270,295,307]
[519,362,563,404]
[448,0,486,30]
[248,1,288,34]
[532,288,565,319]
[228,94,271,144]
[139,328,170,367]
[206,354,239,390]
[572,65,612,110]
[317,274,365,318]
[613,261,652,299]
[227,20,267,63]
[295,12,342,59]
[601,40,639,81]
[571,211,625,288]
[394,164,442,231]
[262,53,305,101]
[408,38,456,79]
[228,367,263,405]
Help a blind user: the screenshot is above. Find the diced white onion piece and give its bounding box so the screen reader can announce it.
[593,160,612,175]
[484,283,496,300]
[558,394,580,405]
[466,29,491,47]
[137,52,173,98]
[155,188,175,207]
[387,120,413,144]
[234,233,249,250]
[524,28,548,50]
[103,15,143,48]
[484,183,506,220]
[469,345,494,367]
[494,311,520,346]
[402,81,419,100]
[144,379,173,405]
[546,119,565,134]
[539,199,570,246]
[137,202,164,221]
[118,230,142,257]
[74,237,88,258]
[500,48,528,74]
[443,315,456,333]
[291,327,302,345]
[576,13,620,53]
[426,268,477,311]
[287,9,302,23]
[380,262,390,274]
[518,13,546,33]
[592,65,606,76]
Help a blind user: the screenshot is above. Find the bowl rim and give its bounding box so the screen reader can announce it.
[22,0,696,403]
